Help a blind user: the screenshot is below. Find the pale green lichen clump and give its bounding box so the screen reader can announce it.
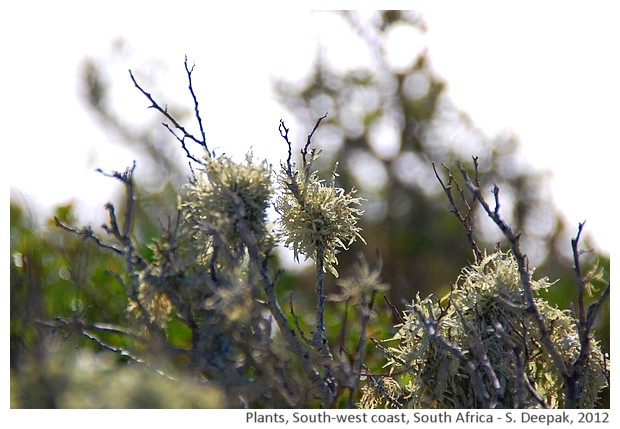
[181,153,274,266]
[360,251,608,408]
[275,158,365,277]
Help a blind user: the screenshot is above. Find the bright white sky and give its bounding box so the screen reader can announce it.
[4,1,617,258]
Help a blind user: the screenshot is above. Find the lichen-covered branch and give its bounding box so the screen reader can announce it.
[456,161,570,380]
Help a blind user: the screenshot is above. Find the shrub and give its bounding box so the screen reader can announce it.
[25,59,608,409]
[360,251,608,408]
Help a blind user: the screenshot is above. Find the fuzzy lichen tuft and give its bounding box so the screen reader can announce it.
[181,152,274,266]
[275,155,365,277]
[360,251,609,409]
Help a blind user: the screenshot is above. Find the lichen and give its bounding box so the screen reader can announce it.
[181,152,274,267]
[360,251,609,409]
[275,153,365,277]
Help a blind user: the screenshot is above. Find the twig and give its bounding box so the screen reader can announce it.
[566,222,611,407]
[278,119,305,205]
[449,296,502,401]
[183,56,207,147]
[96,162,137,244]
[235,214,334,405]
[80,330,177,381]
[433,162,483,263]
[35,317,180,380]
[54,218,124,256]
[348,290,376,408]
[586,283,610,328]
[571,221,587,328]
[302,113,328,167]
[129,67,209,162]
[162,123,205,165]
[336,299,350,355]
[492,321,549,408]
[370,337,406,366]
[279,119,294,174]
[289,293,311,344]
[312,244,328,348]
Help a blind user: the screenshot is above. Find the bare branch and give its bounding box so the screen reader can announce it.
[565,221,611,407]
[449,296,502,400]
[184,55,207,147]
[234,213,334,404]
[383,295,406,325]
[35,317,180,381]
[348,290,376,407]
[587,283,610,327]
[54,217,124,255]
[433,162,483,262]
[129,68,209,162]
[492,322,549,408]
[312,244,328,350]
[279,119,294,173]
[289,293,311,345]
[571,221,587,328]
[302,112,328,166]
[162,122,205,165]
[96,162,137,243]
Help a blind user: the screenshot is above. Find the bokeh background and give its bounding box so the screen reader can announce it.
[6,4,614,410]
